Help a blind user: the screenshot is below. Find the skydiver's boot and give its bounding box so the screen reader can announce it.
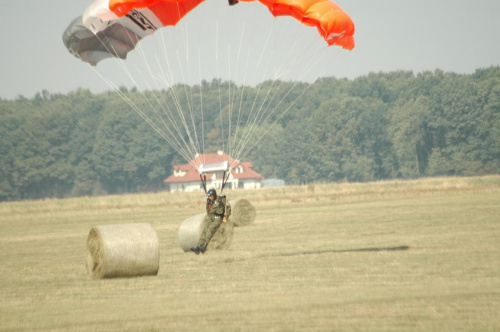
[190,246,200,255]
[199,243,208,254]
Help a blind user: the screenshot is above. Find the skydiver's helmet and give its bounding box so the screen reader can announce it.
[207,189,217,199]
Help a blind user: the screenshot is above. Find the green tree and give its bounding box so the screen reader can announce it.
[388,96,431,177]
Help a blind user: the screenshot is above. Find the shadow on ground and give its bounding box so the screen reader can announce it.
[223,245,410,263]
[276,245,410,257]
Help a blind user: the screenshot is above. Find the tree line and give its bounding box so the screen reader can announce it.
[1,67,499,201]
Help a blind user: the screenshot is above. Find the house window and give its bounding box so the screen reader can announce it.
[174,169,186,177]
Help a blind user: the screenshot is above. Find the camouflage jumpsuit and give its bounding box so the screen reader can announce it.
[198,195,226,246]
[223,196,231,221]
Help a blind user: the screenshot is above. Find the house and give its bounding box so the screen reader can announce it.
[164,151,264,192]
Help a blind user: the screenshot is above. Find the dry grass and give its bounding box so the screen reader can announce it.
[0,176,499,331]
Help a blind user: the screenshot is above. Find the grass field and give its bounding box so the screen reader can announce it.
[1,176,499,331]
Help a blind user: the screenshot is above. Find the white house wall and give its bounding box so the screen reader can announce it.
[168,179,261,192]
[243,180,261,189]
[169,182,202,192]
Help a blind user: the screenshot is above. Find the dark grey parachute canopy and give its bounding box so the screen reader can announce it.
[62,16,141,66]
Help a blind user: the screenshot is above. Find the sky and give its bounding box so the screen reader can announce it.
[1,0,500,100]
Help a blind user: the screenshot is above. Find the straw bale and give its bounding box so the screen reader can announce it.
[230,199,256,227]
[177,214,204,252]
[86,223,159,279]
[178,214,234,252]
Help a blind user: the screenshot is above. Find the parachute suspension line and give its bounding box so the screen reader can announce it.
[174,50,196,152]
[231,21,327,163]
[226,7,239,162]
[90,68,194,163]
[152,54,199,160]
[268,22,303,80]
[148,32,199,161]
[238,23,306,143]
[186,23,204,163]
[156,28,200,163]
[234,80,309,162]
[147,23,203,168]
[175,0,199,155]
[120,52,191,158]
[136,69,193,155]
[229,46,250,164]
[92,26,206,166]
[214,19,226,157]
[225,12,243,161]
[198,47,205,166]
[245,80,315,154]
[83,1,346,173]
[236,45,328,160]
[257,23,274,68]
[90,33,200,162]
[139,28,203,165]
[177,24,204,164]
[180,22,198,153]
[225,4,269,167]
[230,30,253,167]
[232,80,281,162]
[133,45,194,157]
[227,45,232,159]
[227,22,247,161]
[228,23,276,160]
[230,32,279,162]
[230,15,319,163]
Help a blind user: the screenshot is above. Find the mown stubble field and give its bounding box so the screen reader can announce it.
[1,176,499,331]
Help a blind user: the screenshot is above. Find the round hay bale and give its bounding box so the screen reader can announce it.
[86,223,159,279]
[177,214,204,252]
[178,213,234,252]
[230,199,256,227]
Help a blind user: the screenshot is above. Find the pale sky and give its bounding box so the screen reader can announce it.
[1,0,499,100]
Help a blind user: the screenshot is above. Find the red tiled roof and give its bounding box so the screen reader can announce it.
[164,168,201,183]
[173,164,192,171]
[164,152,263,183]
[233,167,264,180]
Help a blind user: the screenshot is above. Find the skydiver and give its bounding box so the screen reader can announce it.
[191,189,227,254]
[228,0,239,6]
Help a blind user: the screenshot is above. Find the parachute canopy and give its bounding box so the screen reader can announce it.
[242,0,355,49]
[62,0,356,171]
[64,0,355,65]
[62,16,141,66]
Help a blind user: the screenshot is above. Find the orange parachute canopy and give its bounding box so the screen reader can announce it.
[108,0,355,49]
[109,0,205,26]
[64,0,354,65]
